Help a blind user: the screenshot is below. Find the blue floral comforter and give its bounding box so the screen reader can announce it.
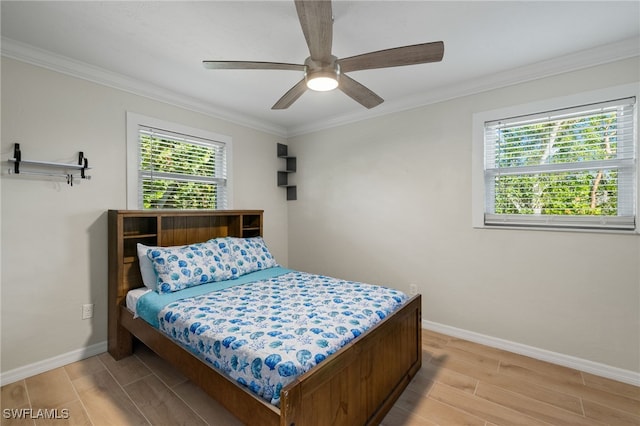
[154,270,408,406]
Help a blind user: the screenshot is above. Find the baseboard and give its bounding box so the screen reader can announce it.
[3,325,639,388]
[0,341,107,386]
[423,320,640,387]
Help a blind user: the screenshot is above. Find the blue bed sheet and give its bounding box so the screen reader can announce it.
[136,267,293,328]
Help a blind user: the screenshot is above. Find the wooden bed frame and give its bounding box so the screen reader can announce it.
[108,209,422,426]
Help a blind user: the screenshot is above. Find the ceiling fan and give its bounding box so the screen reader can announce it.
[202,0,444,110]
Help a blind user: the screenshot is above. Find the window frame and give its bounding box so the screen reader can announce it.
[472,83,639,234]
[126,112,233,210]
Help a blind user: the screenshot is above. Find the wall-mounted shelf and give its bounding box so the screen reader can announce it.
[277,143,297,200]
[7,143,91,186]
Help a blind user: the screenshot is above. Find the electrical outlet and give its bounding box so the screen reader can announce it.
[82,303,94,320]
[409,284,418,296]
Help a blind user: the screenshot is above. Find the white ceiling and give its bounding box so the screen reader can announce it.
[2,1,639,136]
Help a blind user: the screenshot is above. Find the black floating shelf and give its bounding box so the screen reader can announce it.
[285,186,297,201]
[277,143,297,200]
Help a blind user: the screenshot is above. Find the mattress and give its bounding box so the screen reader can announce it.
[126,287,151,316]
[130,267,408,406]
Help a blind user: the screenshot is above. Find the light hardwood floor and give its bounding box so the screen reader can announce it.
[2,330,638,425]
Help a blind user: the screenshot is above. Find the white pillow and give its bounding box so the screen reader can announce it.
[137,243,158,290]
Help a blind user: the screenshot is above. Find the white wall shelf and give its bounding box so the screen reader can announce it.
[8,143,91,186]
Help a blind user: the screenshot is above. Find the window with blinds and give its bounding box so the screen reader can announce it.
[483,97,636,230]
[138,126,227,209]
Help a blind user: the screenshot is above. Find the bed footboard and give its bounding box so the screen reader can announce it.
[280,294,422,426]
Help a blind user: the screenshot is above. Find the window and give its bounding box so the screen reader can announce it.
[472,85,638,232]
[126,112,232,210]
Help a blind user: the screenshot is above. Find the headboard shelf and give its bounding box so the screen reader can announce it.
[123,233,157,239]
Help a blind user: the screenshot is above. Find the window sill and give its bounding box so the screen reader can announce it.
[473,223,639,236]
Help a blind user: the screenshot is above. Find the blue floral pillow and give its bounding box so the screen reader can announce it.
[147,242,238,294]
[223,237,278,276]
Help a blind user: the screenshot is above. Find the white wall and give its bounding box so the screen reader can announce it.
[2,54,639,380]
[287,58,640,373]
[1,58,288,373]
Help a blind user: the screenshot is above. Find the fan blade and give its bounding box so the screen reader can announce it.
[203,61,305,71]
[272,79,308,109]
[339,74,383,109]
[339,41,444,73]
[295,0,333,62]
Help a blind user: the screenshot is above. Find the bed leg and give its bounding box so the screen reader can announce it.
[108,325,133,360]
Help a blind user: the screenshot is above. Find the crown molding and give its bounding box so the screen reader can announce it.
[1,37,288,138]
[288,37,640,137]
[2,36,638,139]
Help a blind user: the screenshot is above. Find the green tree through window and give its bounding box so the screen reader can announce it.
[139,128,227,209]
[484,97,636,230]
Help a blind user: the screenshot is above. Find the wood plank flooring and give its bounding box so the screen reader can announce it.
[1,330,638,425]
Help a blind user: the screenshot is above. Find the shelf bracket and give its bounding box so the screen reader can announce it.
[79,151,88,179]
[13,143,21,174]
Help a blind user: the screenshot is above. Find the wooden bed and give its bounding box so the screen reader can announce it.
[108,209,422,426]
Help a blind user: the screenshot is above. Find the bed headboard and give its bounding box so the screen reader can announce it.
[108,209,263,291]
[107,209,263,353]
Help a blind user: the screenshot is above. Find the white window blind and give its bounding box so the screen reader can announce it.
[138,126,227,209]
[484,97,636,230]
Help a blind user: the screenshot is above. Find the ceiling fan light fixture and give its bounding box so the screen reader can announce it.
[307,75,338,91]
[306,70,339,91]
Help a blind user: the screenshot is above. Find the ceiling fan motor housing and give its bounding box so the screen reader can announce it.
[304,56,340,91]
